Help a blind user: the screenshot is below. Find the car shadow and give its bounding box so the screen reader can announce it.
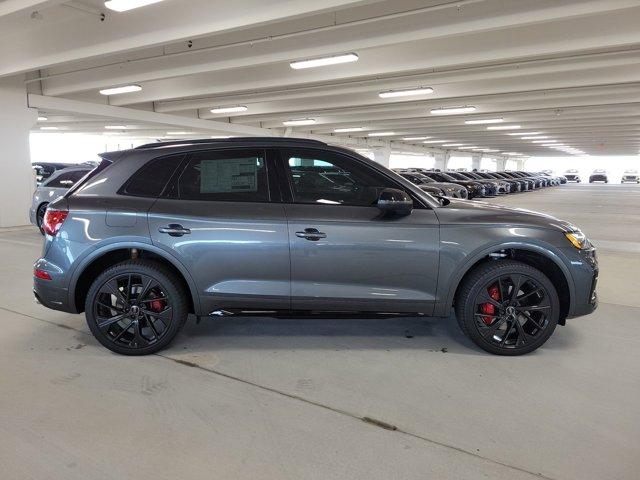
[171,313,488,356]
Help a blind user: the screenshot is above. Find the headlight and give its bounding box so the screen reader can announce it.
[565,230,591,250]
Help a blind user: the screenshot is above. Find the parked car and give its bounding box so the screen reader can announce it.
[563,169,581,182]
[475,171,520,193]
[589,170,608,183]
[29,166,94,234]
[32,162,71,185]
[34,138,598,356]
[447,171,501,196]
[394,170,468,199]
[621,170,639,183]
[415,169,486,199]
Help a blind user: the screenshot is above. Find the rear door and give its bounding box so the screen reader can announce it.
[148,148,290,314]
[278,148,439,314]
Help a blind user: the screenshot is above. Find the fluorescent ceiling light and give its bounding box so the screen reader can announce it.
[521,136,548,139]
[430,106,476,115]
[99,84,142,95]
[334,127,364,132]
[508,131,542,136]
[502,152,522,155]
[442,143,465,147]
[464,118,503,125]
[402,136,431,141]
[531,140,553,144]
[37,116,48,121]
[379,87,434,98]
[105,125,126,130]
[283,118,316,126]
[40,126,58,130]
[210,136,231,139]
[210,105,248,114]
[290,53,358,70]
[423,140,448,144]
[487,125,521,130]
[368,132,395,137]
[458,146,479,149]
[543,144,562,147]
[104,0,165,12]
[166,131,195,135]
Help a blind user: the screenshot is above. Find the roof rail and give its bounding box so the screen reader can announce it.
[134,137,327,150]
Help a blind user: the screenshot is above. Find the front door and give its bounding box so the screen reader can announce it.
[279,148,439,314]
[148,148,290,314]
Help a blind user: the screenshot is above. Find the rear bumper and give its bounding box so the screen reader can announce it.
[29,206,37,226]
[33,258,77,313]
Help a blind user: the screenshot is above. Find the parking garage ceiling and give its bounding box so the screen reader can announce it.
[3,0,640,157]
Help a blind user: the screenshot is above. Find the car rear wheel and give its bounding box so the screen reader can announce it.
[85,260,188,355]
[36,203,48,235]
[455,260,559,355]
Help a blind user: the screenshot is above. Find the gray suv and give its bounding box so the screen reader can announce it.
[34,138,598,356]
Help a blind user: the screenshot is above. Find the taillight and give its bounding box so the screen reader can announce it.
[34,268,52,280]
[42,208,68,236]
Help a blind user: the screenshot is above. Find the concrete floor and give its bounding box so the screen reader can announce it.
[1,183,638,480]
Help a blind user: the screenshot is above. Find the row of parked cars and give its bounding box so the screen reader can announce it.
[563,169,639,183]
[393,168,566,200]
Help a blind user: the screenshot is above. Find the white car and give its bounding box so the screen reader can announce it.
[29,166,93,234]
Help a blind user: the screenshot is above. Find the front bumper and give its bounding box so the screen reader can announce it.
[566,247,599,319]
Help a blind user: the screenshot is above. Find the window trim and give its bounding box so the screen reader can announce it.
[276,147,428,209]
[165,147,272,203]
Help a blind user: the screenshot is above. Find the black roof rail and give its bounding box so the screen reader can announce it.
[134,136,327,150]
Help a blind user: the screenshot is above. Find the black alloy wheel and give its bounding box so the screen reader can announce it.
[36,203,48,235]
[455,260,559,355]
[85,260,188,355]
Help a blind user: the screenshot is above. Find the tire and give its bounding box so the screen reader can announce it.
[36,202,48,235]
[85,260,188,355]
[455,260,559,355]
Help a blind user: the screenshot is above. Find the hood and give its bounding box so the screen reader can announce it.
[434,198,575,232]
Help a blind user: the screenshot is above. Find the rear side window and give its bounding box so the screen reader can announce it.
[173,149,269,202]
[121,154,183,198]
[44,170,90,188]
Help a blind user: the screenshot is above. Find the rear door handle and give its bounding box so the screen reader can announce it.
[295,227,327,241]
[158,224,191,237]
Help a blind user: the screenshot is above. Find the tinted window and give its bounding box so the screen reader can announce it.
[45,169,90,188]
[122,154,183,197]
[282,148,397,207]
[175,149,268,202]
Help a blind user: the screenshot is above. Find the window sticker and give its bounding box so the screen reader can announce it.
[200,157,260,193]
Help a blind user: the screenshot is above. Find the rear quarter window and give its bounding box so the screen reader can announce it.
[119,154,184,198]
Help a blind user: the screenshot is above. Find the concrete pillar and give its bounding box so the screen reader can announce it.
[495,157,508,171]
[371,146,391,168]
[471,154,482,171]
[0,75,37,227]
[516,158,526,170]
[433,151,450,171]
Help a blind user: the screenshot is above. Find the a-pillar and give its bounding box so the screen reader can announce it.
[471,153,482,171]
[0,75,36,227]
[495,157,508,171]
[433,151,450,171]
[371,146,391,168]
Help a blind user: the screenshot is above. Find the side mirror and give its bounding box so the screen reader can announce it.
[377,188,413,216]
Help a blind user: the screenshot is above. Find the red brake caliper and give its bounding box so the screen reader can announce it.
[480,283,501,325]
[149,298,166,313]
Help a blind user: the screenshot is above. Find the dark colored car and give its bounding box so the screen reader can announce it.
[395,170,468,199]
[415,169,486,199]
[32,162,72,185]
[34,138,598,356]
[589,170,608,183]
[446,171,499,196]
[475,172,520,193]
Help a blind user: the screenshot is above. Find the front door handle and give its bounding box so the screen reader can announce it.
[158,224,191,237]
[295,227,327,241]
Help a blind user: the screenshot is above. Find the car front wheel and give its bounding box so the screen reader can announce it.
[85,260,188,355]
[455,260,559,355]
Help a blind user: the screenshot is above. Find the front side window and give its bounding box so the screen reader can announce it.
[281,148,398,207]
[175,149,268,202]
[45,170,90,188]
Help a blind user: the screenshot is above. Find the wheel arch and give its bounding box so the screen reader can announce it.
[69,242,201,315]
[446,243,574,325]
